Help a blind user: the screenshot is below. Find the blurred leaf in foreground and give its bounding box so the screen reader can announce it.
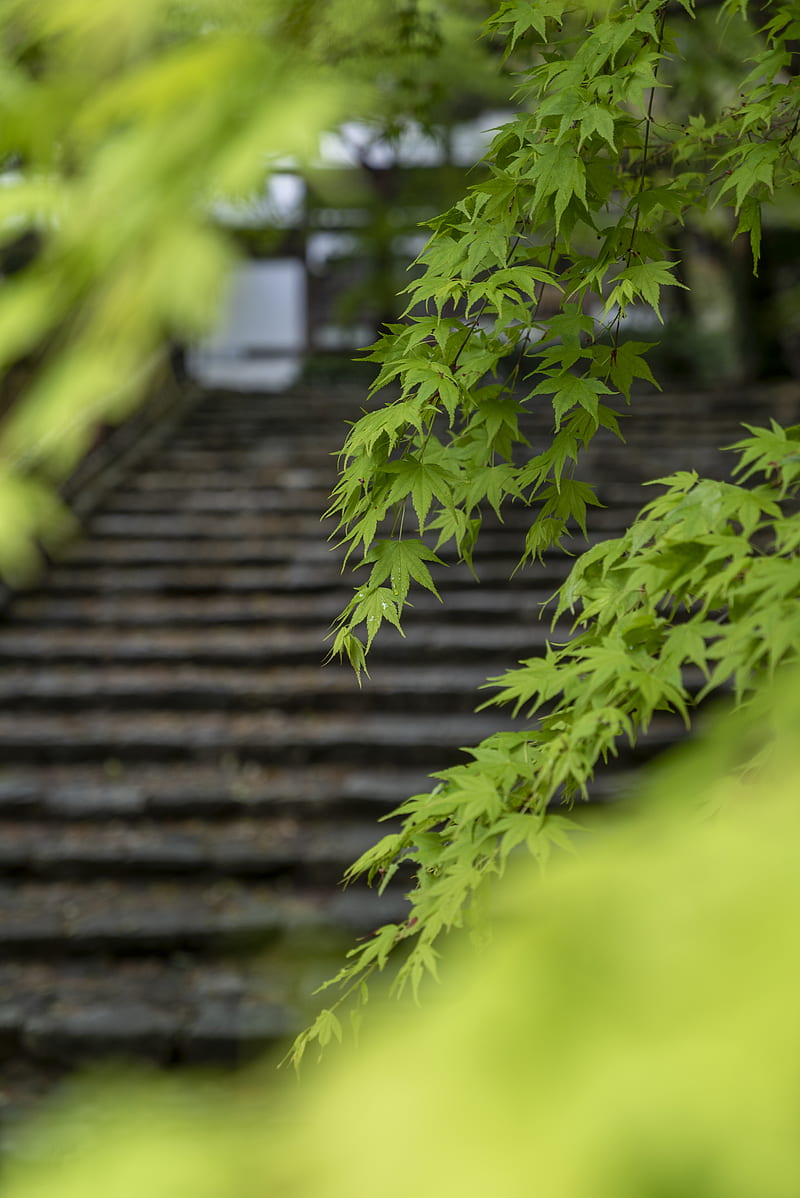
[0,0,365,579]
[6,665,800,1197]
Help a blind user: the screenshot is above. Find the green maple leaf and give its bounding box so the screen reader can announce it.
[361,538,444,606]
[533,373,614,431]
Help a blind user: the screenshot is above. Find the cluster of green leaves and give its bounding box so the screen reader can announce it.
[326,0,800,672]
[293,0,800,1061]
[292,416,800,1066]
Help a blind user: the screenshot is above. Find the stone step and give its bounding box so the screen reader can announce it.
[166,433,339,452]
[29,557,578,594]
[0,663,498,712]
[96,461,659,514]
[0,620,561,665]
[0,739,691,824]
[0,762,433,819]
[62,538,345,567]
[60,522,640,567]
[162,424,750,457]
[172,417,355,435]
[172,392,760,421]
[0,878,409,956]
[147,438,742,488]
[0,708,683,767]
[176,404,361,424]
[0,708,531,765]
[6,587,558,626]
[82,503,644,541]
[110,460,651,496]
[87,510,340,539]
[156,420,750,460]
[6,669,699,723]
[101,488,333,513]
[0,815,383,880]
[101,447,725,500]
[57,537,465,567]
[171,406,357,423]
[0,957,303,1071]
[125,469,337,492]
[95,480,658,514]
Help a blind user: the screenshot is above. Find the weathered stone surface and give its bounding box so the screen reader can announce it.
[0,880,408,953]
[23,1002,181,1065]
[0,815,384,878]
[0,763,431,818]
[0,620,557,664]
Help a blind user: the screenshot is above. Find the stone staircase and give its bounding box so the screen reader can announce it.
[0,379,795,1125]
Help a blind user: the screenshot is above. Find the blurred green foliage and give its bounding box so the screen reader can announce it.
[6,663,800,1196]
[0,0,345,578]
[295,0,800,1050]
[0,0,505,581]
